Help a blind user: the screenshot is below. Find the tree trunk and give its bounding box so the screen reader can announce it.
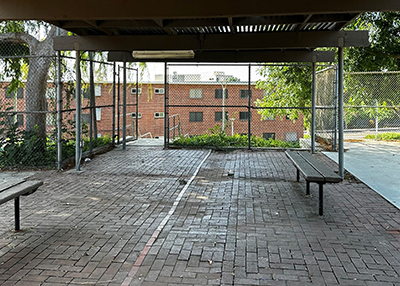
[25,56,53,140]
[24,27,57,143]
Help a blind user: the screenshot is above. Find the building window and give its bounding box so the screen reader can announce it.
[5,114,24,127]
[46,114,55,126]
[240,89,251,98]
[96,108,102,121]
[154,88,165,94]
[215,89,228,99]
[154,112,164,118]
[5,87,24,99]
[95,85,101,96]
[263,133,275,140]
[239,111,251,121]
[131,88,142,94]
[46,87,56,99]
[82,87,90,99]
[189,89,203,99]
[132,112,142,118]
[189,112,203,122]
[215,111,228,122]
[262,114,275,121]
[286,132,298,142]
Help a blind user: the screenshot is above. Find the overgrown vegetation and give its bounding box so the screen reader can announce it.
[171,126,300,148]
[0,109,112,169]
[365,132,400,140]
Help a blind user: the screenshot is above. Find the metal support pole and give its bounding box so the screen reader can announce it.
[56,28,62,170]
[248,64,251,150]
[117,67,120,144]
[89,51,97,152]
[311,61,317,154]
[333,65,338,151]
[338,46,345,179]
[122,61,127,150]
[136,70,139,140]
[164,62,169,149]
[14,197,20,231]
[112,63,116,143]
[319,184,324,216]
[75,51,82,171]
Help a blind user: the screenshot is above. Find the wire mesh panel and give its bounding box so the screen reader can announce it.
[115,65,139,144]
[167,64,251,144]
[343,71,400,139]
[166,63,310,149]
[0,51,117,170]
[0,55,58,168]
[315,66,337,149]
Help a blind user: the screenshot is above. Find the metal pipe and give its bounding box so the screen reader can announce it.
[338,46,344,179]
[248,64,251,149]
[89,52,93,153]
[122,61,127,150]
[333,65,338,151]
[164,62,169,149]
[56,28,62,170]
[311,61,316,154]
[136,69,139,140]
[117,66,120,144]
[14,197,20,231]
[75,51,82,171]
[112,63,116,143]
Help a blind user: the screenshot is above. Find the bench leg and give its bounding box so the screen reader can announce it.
[306,181,310,195]
[319,183,324,216]
[296,169,300,182]
[14,197,20,231]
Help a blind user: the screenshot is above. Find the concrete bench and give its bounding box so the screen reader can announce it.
[285,151,342,215]
[0,179,43,231]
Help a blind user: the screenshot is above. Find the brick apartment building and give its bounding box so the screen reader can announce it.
[1,73,304,142]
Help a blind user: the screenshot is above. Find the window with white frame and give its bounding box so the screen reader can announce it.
[154,88,165,94]
[285,132,298,142]
[45,87,56,99]
[132,112,142,118]
[96,108,101,121]
[131,88,142,94]
[189,89,203,99]
[154,112,164,118]
[95,85,101,96]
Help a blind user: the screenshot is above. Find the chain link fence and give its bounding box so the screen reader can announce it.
[315,69,400,148]
[315,66,337,149]
[343,71,400,139]
[165,63,309,149]
[0,51,137,169]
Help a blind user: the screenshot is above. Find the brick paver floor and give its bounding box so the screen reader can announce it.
[0,146,399,285]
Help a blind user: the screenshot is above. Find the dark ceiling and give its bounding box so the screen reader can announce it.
[1,0,399,62]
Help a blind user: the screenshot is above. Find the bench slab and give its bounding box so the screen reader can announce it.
[0,180,43,204]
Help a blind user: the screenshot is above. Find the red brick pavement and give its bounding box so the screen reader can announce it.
[0,146,399,285]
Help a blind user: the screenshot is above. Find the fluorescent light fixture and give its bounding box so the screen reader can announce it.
[132,50,195,59]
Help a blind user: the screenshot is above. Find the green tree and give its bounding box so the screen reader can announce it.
[256,12,400,129]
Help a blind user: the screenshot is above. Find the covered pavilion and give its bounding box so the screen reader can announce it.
[2,0,398,175]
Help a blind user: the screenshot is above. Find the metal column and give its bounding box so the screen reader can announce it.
[164,62,169,149]
[75,51,82,171]
[338,46,345,178]
[56,28,62,170]
[112,63,116,143]
[136,71,139,140]
[248,64,251,150]
[122,61,127,150]
[311,60,317,154]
